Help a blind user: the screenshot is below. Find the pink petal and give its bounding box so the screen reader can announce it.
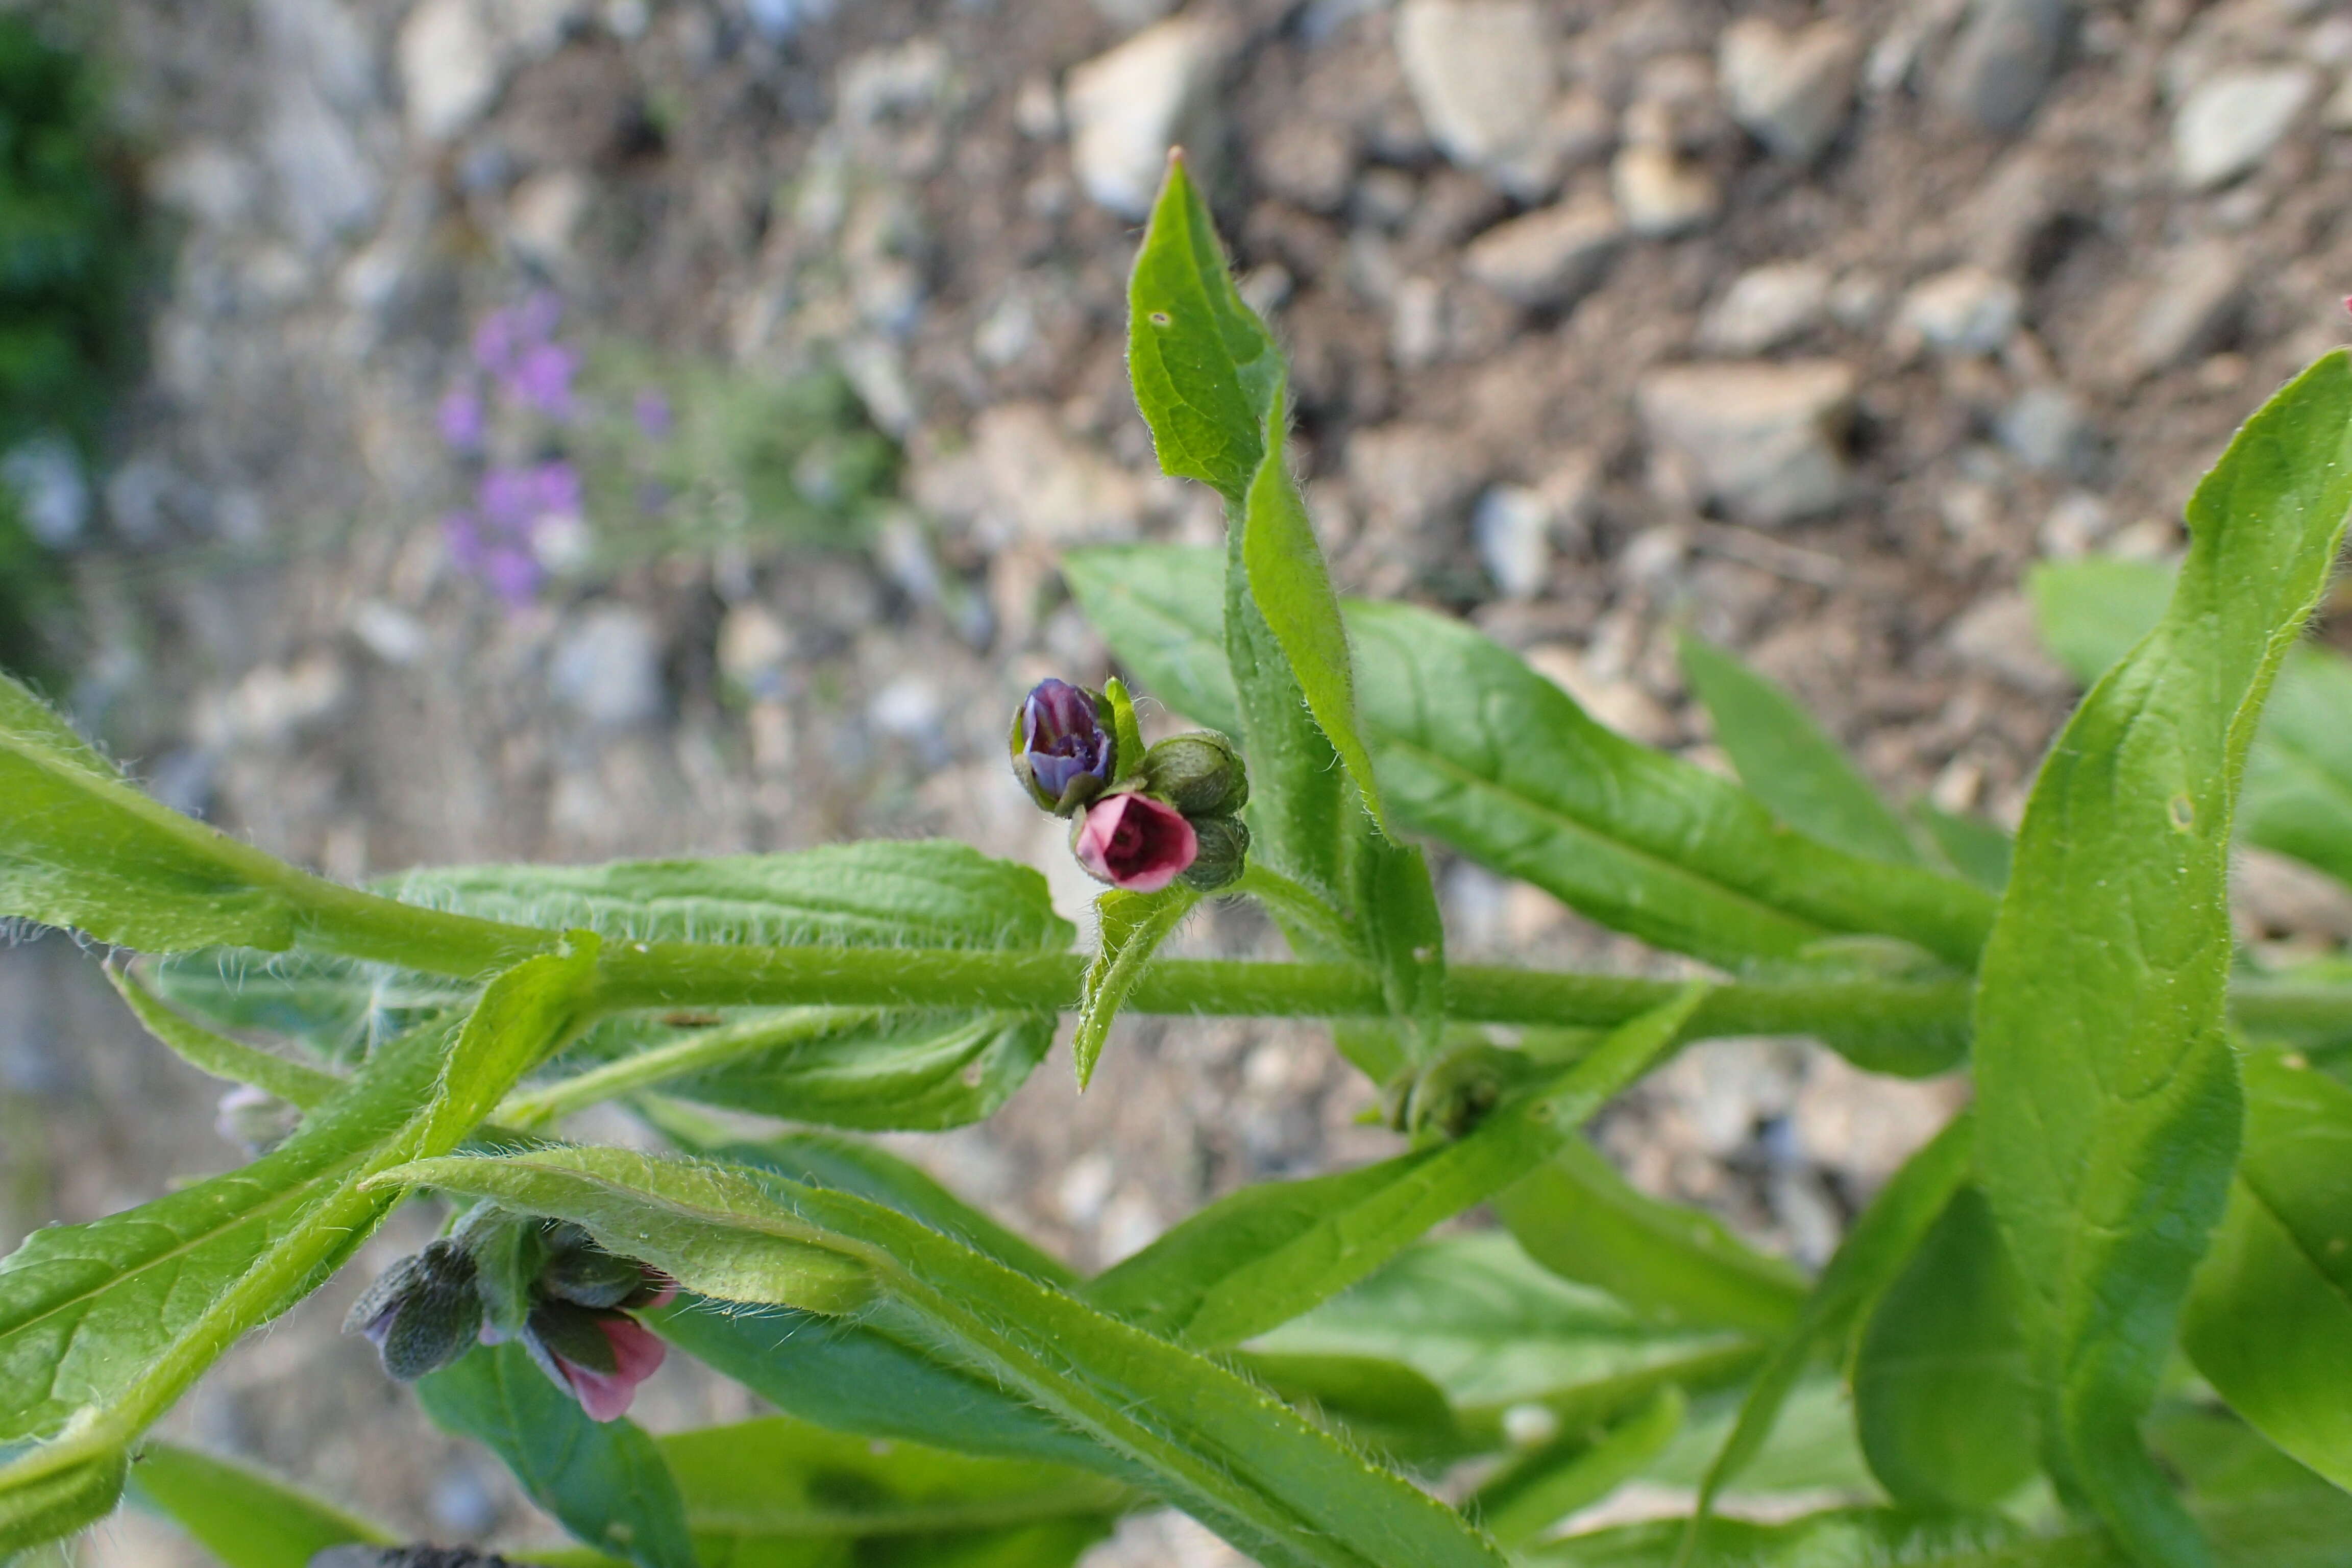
[1074,794,1197,893]
[600,1315,669,1383]
[565,1362,642,1423]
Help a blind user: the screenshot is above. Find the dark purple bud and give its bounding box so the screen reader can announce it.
[345,1239,483,1381]
[1010,678,1117,816]
[1072,792,1198,892]
[538,1225,655,1310]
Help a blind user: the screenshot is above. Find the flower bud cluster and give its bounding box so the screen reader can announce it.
[346,1214,675,1423]
[1010,678,1251,893]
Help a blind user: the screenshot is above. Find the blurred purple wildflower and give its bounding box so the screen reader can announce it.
[472,292,575,420]
[436,387,486,452]
[447,459,583,608]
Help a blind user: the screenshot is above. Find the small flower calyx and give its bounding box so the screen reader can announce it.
[1141,731,1248,819]
[346,1213,674,1422]
[1014,676,1254,893]
[1010,678,1117,816]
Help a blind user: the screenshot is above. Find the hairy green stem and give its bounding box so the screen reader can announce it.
[499,1008,883,1128]
[259,867,2352,1042]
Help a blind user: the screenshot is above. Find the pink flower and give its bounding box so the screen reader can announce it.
[526,1305,668,1422]
[1072,792,1197,893]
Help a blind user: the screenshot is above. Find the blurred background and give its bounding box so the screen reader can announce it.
[3,0,2350,1562]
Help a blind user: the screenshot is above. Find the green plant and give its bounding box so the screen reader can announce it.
[0,12,140,674]
[7,158,2352,1568]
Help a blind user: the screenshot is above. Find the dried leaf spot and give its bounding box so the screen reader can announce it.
[2168,793,2195,831]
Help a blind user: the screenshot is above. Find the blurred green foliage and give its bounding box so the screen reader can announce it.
[0,12,142,675]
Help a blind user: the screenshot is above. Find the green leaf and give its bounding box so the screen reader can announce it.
[2032,557,2352,893]
[1073,887,1199,1089]
[1086,988,1707,1348]
[1677,632,1920,866]
[643,1110,1077,1287]
[1253,1233,1756,1426]
[1233,1351,1467,1466]
[648,1300,1138,1480]
[1243,381,1388,833]
[1914,805,2013,893]
[1348,600,1993,972]
[1470,1387,1686,1550]
[1060,546,1239,733]
[149,947,455,1067]
[657,1415,1132,1547]
[1685,1110,1976,1546]
[1531,1508,2108,1567]
[0,1024,446,1443]
[1494,1137,1808,1337]
[1125,153,1281,506]
[106,960,346,1110]
[0,672,303,951]
[1063,546,1997,973]
[524,1008,1056,1133]
[1853,1184,2038,1509]
[1355,839,1447,1067]
[2184,1051,2352,1489]
[376,1146,1511,1568]
[0,1432,129,1557]
[381,840,1073,953]
[2028,556,2177,689]
[131,1441,393,1568]
[418,1341,698,1568]
[0,941,600,1549]
[1976,353,2352,1567]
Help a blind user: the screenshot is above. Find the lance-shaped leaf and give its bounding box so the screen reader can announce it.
[0,941,600,1548]
[1088,989,1707,1348]
[1494,1137,1807,1337]
[0,673,303,951]
[1469,1387,1686,1551]
[107,960,346,1110]
[1853,1184,2037,1509]
[1063,546,1995,973]
[1677,632,1920,867]
[131,1442,394,1568]
[644,1106,1076,1285]
[1125,152,1281,505]
[657,1415,1133,1552]
[418,1341,697,1568]
[381,840,1073,952]
[1682,1111,1975,1551]
[521,1008,1056,1133]
[2184,1050,2352,1488]
[1976,352,2352,1568]
[372,1146,1512,1568]
[2033,556,2352,894]
[1073,886,1199,1089]
[1253,1234,1757,1432]
[649,1300,1141,1480]
[1243,381,1389,834]
[1356,838,1447,1067]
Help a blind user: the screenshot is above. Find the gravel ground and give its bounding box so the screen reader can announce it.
[7,0,2352,1562]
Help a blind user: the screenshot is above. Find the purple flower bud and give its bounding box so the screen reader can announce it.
[1010,678,1116,816]
[345,1240,483,1381]
[1072,792,1198,892]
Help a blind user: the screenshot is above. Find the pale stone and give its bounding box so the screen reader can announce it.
[1461,194,1622,308]
[1718,17,1861,163]
[1064,17,1232,218]
[2173,66,2316,189]
[1698,263,1830,355]
[1394,0,1557,175]
[1636,360,1856,525]
[399,0,500,142]
[1897,266,2022,356]
[1611,143,1719,237]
